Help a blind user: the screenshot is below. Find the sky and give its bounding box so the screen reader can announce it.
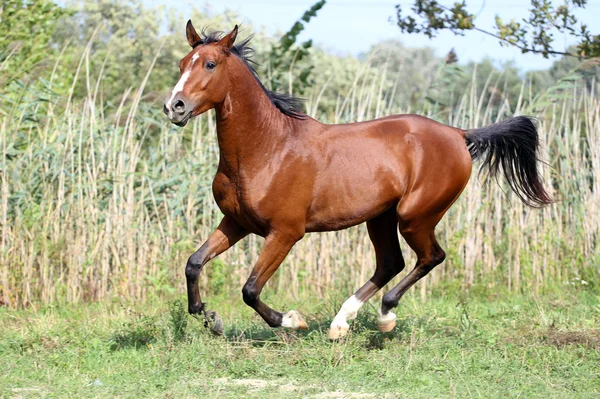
[147,0,600,71]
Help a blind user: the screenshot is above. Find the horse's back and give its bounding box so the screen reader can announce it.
[303,114,472,231]
[320,113,470,172]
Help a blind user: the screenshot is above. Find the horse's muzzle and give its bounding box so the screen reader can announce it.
[164,94,193,126]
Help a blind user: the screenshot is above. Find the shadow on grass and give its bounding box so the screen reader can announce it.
[216,305,422,350]
[109,314,160,351]
[105,297,447,351]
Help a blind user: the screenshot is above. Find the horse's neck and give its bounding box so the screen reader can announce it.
[214,60,297,170]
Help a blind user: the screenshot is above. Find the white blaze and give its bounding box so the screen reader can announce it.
[165,52,200,116]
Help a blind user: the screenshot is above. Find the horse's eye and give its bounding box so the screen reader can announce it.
[206,61,216,71]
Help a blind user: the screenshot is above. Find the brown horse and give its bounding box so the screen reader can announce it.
[164,22,552,339]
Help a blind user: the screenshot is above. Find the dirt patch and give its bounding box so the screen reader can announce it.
[313,392,376,398]
[213,377,270,390]
[39,335,61,351]
[10,387,46,399]
[212,378,385,398]
[504,326,600,350]
[544,328,600,349]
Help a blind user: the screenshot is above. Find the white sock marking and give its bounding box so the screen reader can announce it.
[281,313,294,328]
[330,295,364,330]
[377,308,396,323]
[281,310,305,329]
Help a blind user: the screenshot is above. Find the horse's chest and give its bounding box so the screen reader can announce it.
[212,172,266,234]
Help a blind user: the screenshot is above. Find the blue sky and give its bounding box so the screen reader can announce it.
[147,0,600,71]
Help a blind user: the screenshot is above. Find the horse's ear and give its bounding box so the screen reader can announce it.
[217,25,238,50]
[186,20,201,47]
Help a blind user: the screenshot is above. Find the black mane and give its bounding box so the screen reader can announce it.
[193,30,307,119]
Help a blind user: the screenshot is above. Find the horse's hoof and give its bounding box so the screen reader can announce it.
[328,319,350,340]
[281,310,308,330]
[204,310,224,336]
[377,319,396,333]
[328,325,349,340]
[210,315,224,336]
[377,310,397,333]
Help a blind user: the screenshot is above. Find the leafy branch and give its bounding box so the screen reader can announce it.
[265,0,327,94]
[395,0,600,58]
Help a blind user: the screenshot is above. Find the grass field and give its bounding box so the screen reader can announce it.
[1,287,599,398]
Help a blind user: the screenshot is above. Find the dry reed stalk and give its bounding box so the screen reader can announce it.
[1,50,599,307]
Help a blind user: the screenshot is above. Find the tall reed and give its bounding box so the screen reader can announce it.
[1,45,598,308]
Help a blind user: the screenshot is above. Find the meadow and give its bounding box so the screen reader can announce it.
[1,1,600,397]
[1,288,599,398]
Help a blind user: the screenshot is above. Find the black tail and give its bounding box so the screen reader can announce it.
[465,116,553,208]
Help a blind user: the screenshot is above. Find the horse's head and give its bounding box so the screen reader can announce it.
[164,21,238,127]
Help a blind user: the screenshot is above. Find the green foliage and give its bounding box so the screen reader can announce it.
[53,0,174,103]
[396,0,600,58]
[146,269,177,299]
[206,259,229,296]
[169,299,188,341]
[544,46,600,89]
[263,0,326,95]
[366,39,441,108]
[109,311,159,350]
[396,0,474,38]
[0,0,70,80]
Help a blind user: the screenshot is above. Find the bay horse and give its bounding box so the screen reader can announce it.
[164,22,552,339]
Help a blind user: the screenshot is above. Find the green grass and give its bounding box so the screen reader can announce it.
[1,288,599,398]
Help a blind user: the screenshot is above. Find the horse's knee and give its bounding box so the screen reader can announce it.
[420,248,446,273]
[186,250,207,280]
[242,282,259,307]
[185,259,199,281]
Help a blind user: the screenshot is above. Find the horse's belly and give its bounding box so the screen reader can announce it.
[305,182,399,232]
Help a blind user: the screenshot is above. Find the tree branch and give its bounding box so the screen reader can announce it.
[471,26,580,58]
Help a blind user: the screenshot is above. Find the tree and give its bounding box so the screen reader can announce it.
[263,0,327,95]
[0,0,70,80]
[395,0,600,58]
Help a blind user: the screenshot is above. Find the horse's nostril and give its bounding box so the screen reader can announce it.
[174,99,186,111]
[163,103,168,115]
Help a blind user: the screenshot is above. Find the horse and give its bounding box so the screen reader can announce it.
[163,21,552,339]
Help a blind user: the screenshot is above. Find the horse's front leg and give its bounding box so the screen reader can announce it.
[242,231,308,329]
[186,216,247,316]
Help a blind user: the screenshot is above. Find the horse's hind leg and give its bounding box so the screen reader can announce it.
[377,219,446,332]
[328,209,405,339]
